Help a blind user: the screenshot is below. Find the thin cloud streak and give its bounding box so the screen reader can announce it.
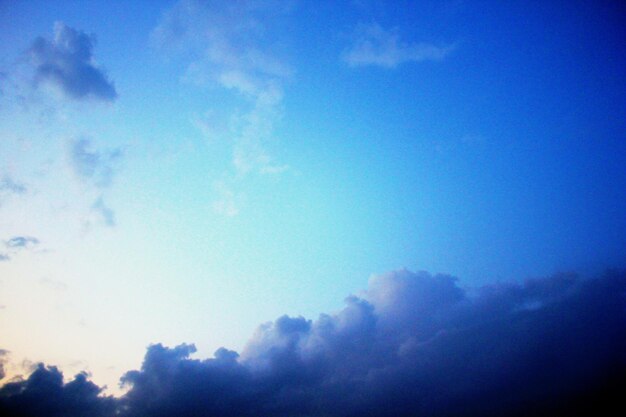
[344,22,455,68]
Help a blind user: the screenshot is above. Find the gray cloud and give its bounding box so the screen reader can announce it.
[344,22,454,68]
[29,22,117,101]
[0,365,117,417]
[0,350,7,380]
[1,268,624,416]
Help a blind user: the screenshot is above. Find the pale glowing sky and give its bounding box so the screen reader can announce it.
[1,0,625,393]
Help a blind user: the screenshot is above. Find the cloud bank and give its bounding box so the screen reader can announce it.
[1,269,625,416]
[30,22,117,101]
[344,23,454,68]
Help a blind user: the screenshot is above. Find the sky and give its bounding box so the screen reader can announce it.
[0,0,625,415]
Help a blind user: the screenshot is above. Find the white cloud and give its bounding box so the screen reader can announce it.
[153,0,292,215]
[344,22,454,68]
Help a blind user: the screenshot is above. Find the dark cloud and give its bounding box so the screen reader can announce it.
[29,22,117,101]
[1,269,625,416]
[0,364,117,417]
[68,139,121,189]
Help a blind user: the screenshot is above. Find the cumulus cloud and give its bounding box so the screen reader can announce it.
[0,365,117,417]
[344,22,454,68]
[29,22,117,101]
[1,269,625,416]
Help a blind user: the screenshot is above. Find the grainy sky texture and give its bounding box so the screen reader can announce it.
[0,1,625,415]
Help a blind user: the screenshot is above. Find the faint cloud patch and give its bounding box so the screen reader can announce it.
[344,22,455,68]
[212,180,241,217]
[39,277,68,292]
[68,138,122,189]
[29,22,117,102]
[153,0,292,215]
[0,175,27,206]
[6,236,39,249]
[90,197,116,227]
[66,138,122,229]
[0,236,41,262]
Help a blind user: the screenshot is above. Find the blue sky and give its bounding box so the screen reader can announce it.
[0,0,625,402]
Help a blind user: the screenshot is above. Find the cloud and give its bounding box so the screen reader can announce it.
[29,22,117,101]
[5,236,39,249]
[0,176,26,195]
[1,269,624,416]
[344,22,454,68]
[0,350,7,380]
[90,197,116,227]
[68,138,122,189]
[153,0,291,213]
[66,138,122,228]
[0,236,40,261]
[0,176,26,207]
[0,364,117,417]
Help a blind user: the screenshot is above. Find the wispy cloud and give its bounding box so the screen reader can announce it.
[0,176,26,195]
[0,269,624,416]
[67,138,122,228]
[153,0,292,214]
[68,138,122,189]
[90,196,115,227]
[344,22,454,68]
[0,175,26,206]
[0,235,41,261]
[29,22,117,101]
[5,236,39,249]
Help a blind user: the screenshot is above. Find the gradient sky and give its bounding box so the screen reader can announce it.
[1,0,625,394]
